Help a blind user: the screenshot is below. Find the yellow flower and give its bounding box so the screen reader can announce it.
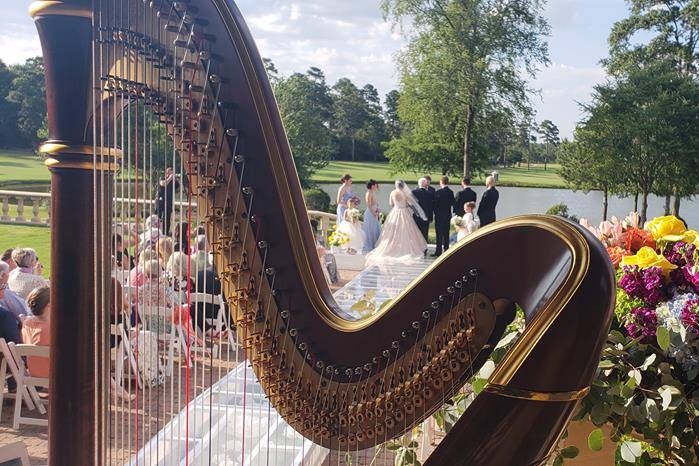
[645,216,686,241]
[621,246,677,275]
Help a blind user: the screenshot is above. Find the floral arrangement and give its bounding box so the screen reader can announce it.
[451,216,465,228]
[327,225,349,247]
[572,215,699,464]
[346,208,361,223]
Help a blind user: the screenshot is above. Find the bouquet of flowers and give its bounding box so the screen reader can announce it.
[451,216,464,228]
[346,208,361,223]
[328,225,349,247]
[580,212,655,267]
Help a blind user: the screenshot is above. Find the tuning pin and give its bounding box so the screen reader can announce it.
[226,128,239,137]
[422,311,430,319]
[234,154,245,164]
[265,267,276,276]
[401,331,408,339]
[298,342,307,351]
[454,281,462,288]
[431,301,439,309]
[411,321,420,329]
[280,310,289,319]
[447,286,455,294]
[316,361,325,369]
[345,369,353,376]
[242,186,254,195]
[391,341,399,349]
[289,328,298,337]
[209,74,220,84]
[438,295,445,302]
[382,350,391,358]
[469,268,479,277]
[363,363,372,372]
[199,51,210,61]
[258,241,269,249]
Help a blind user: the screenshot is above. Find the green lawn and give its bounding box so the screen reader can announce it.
[311,161,565,188]
[0,224,51,278]
[0,149,50,192]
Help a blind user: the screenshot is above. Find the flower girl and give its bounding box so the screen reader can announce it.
[453,201,480,242]
[338,200,366,254]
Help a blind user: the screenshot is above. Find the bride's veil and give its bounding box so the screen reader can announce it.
[396,180,427,221]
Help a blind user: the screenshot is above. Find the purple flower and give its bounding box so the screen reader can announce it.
[680,299,699,334]
[664,242,696,267]
[684,266,699,292]
[641,267,665,305]
[625,307,658,342]
[619,266,644,298]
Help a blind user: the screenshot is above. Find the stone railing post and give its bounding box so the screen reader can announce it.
[31,197,42,224]
[15,197,25,223]
[0,195,9,222]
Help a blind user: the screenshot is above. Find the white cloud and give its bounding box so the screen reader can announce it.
[530,63,609,138]
[0,23,41,65]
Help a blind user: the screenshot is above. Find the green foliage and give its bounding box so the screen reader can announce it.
[303,188,331,212]
[538,119,560,168]
[605,0,699,77]
[384,90,401,140]
[7,57,46,147]
[273,67,335,186]
[382,0,550,178]
[546,203,579,223]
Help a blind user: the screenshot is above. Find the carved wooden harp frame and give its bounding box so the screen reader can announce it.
[31,1,616,465]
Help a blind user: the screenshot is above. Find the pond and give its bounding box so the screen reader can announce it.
[318,183,699,228]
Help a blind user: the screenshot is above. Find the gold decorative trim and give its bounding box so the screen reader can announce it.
[39,143,122,158]
[484,383,590,402]
[29,1,91,19]
[45,157,118,171]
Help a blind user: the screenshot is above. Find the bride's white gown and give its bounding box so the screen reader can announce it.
[365,189,427,265]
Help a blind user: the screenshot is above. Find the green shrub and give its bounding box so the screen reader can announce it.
[547,203,579,223]
[304,188,331,212]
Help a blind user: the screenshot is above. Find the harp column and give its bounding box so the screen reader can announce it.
[31,2,113,465]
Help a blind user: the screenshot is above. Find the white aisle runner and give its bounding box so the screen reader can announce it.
[131,258,434,465]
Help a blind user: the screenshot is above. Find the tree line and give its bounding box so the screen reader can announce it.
[559,0,699,223]
[0,57,46,148]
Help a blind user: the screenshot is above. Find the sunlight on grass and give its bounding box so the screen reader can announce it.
[0,224,52,278]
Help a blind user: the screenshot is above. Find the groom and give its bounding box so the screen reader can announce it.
[432,176,454,257]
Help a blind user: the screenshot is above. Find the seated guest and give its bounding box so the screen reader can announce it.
[21,286,51,378]
[129,249,160,287]
[0,261,30,320]
[137,260,175,310]
[189,235,211,277]
[189,267,224,331]
[8,248,49,299]
[157,237,174,266]
[2,249,17,272]
[138,215,162,252]
[113,233,134,270]
[311,220,338,284]
[173,222,191,255]
[167,251,192,295]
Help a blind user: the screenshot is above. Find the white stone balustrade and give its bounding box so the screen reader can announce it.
[0,189,337,231]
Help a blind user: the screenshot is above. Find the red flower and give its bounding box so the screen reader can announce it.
[622,228,655,254]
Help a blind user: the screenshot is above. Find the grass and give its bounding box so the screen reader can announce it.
[0,224,52,277]
[0,149,50,192]
[311,161,565,188]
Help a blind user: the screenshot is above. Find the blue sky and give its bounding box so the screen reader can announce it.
[5,1,631,138]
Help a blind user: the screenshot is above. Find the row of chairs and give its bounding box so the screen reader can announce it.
[0,338,49,429]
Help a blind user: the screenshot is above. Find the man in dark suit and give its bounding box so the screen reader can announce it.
[453,177,477,217]
[477,175,500,227]
[432,176,454,257]
[155,167,179,235]
[424,175,436,194]
[412,178,434,243]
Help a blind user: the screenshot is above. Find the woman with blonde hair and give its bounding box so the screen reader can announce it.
[157,237,174,265]
[129,248,160,287]
[8,248,49,299]
[21,286,51,378]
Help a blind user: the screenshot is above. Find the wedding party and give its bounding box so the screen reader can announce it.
[331,173,499,265]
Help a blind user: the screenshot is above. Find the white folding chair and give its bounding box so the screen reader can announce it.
[189,292,236,357]
[0,339,41,421]
[110,323,142,390]
[8,343,49,429]
[140,307,191,377]
[0,441,31,466]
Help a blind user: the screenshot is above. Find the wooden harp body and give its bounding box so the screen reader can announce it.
[31,0,616,464]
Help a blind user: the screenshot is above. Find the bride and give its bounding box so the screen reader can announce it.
[365,180,428,265]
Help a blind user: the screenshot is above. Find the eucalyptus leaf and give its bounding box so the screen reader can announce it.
[479,360,496,379]
[657,326,670,351]
[640,353,656,371]
[588,428,604,451]
[560,446,579,458]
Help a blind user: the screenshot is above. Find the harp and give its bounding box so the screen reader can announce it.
[31,1,615,465]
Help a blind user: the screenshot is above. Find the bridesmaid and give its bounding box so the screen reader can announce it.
[363,179,381,252]
[336,174,354,220]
